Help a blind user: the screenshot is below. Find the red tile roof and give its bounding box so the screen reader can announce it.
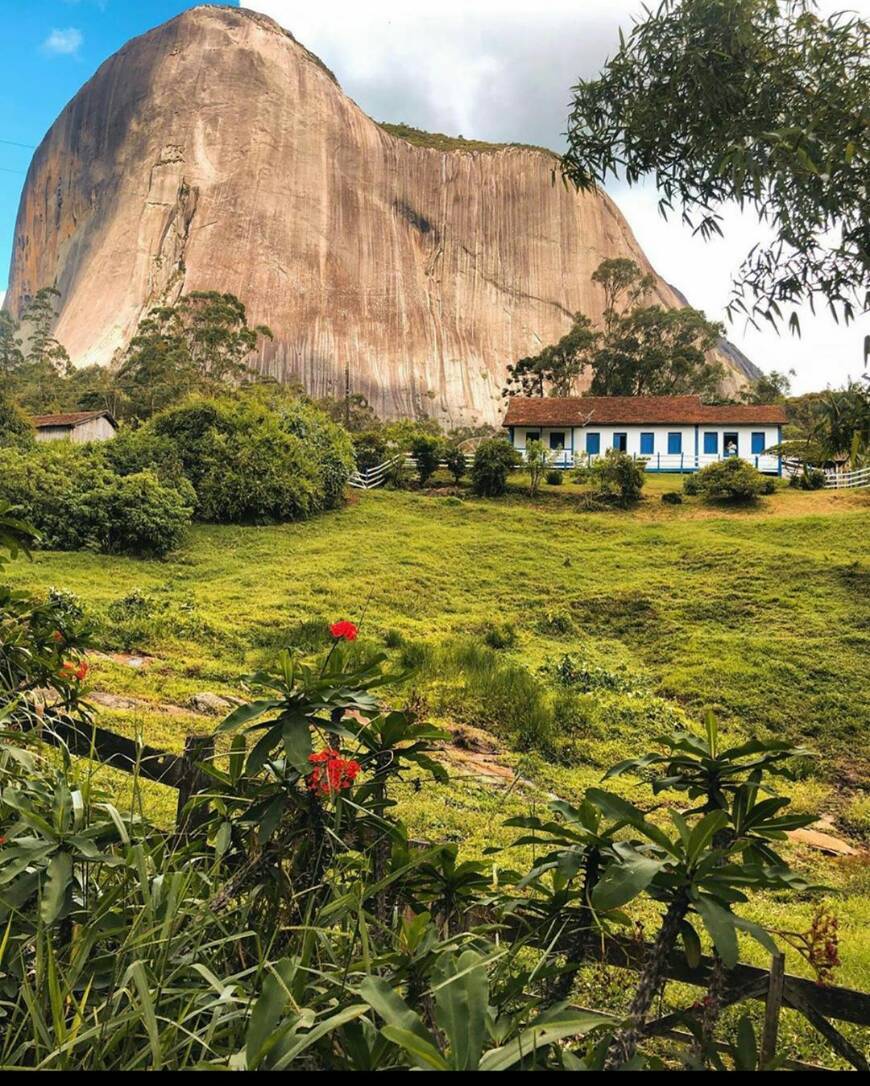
[32,410,117,429]
[502,396,786,427]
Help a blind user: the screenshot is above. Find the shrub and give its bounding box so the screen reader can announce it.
[661,490,683,505]
[537,606,574,636]
[588,450,645,506]
[790,466,827,490]
[482,620,517,650]
[444,444,468,484]
[0,446,192,557]
[693,457,769,502]
[410,433,444,486]
[352,430,387,474]
[525,439,552,496]
[103,471,192,556]
[144,397,354,523]
[0,395,34,449]
[546,469,563,486]
[682,472,700,496]
[470,439,520,497]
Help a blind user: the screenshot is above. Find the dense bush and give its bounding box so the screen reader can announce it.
[470,439,520,497]
[546,468,563,485]
[661,490,683,504]
[0,446,192,557]
[691,457,770,502]
[410,433,444,486]
[133,395,355,523]
[0,394,34,449]
[444,444,468,484]
[352,430,388,473]
[789,466,827,490]
[586,450,646,506]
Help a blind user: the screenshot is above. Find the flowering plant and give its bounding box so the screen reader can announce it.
[330,620,358,641]
[306,748,361,797]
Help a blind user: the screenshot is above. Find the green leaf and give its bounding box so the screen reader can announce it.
[695,896,739,969]
[272,1005,369,1070]
[216,699,282,734]
[590,847,665,910]
[358,976,430,1043]
[433,950,488,1071]
[479,1010,615,1071]
[381,1026,449,1071]
[686,809,728,865]
[680,921,702,969]
[734,1015,758,1071]
[40,851,72,926]
[246,959,296,1069]
[281,716,315,774]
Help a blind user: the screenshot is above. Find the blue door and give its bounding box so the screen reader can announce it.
[586,432,600,455]
[640,432,655,455]
[703,432,718,454]
[667,433,682,455]
[751,432,766,455]
[613,433,627,452]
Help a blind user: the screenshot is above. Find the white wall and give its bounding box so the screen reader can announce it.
[510,424,782,472]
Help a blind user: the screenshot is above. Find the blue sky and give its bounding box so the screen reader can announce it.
[0,1,234,293]
[1,0,865,391]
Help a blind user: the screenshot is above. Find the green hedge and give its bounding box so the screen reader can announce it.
[113,395,355,524]
[0,446,192,557]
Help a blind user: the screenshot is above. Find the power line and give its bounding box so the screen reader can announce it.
[0,138,35,150]
[0,167,26,175]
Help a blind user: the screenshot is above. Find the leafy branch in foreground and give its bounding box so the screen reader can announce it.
[563,0,869,334]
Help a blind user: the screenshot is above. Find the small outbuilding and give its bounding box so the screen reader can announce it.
[32,410,118,445]
[503,395,786,474]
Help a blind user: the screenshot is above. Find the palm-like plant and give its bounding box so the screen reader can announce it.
[590,715,816,1068]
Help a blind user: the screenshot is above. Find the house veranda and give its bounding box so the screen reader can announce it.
[503,395,786,474]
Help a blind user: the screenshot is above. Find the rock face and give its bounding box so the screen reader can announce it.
[5,5,758,425]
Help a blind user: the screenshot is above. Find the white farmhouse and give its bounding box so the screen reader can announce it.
[32,410,118,444]
[503,395,786,474]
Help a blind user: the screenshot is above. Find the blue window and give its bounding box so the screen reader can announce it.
[667,432,683,455]
[585,432,600,455]
[640,432,655,455]
[751,432,766,455]
[613,432,628,452]
[703,432,718,455]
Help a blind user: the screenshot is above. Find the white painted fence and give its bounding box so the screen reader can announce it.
[825,466,870,489]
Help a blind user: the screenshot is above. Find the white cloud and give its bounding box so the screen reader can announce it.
[42,27,84,57]
[248,0,867,392]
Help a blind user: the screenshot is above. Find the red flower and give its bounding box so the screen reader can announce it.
[59,659,89,682]
[306,748,361,797]
[0,836,6,847]
[51,630,64,644]
[330,620,358,642]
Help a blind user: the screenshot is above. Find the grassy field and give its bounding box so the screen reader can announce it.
[9,473,870,1018]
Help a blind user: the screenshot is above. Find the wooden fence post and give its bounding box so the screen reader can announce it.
[175,734,215,839]
[760,951,785,1067]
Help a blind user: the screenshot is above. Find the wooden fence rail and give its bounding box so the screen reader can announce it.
[13,716,870,1069]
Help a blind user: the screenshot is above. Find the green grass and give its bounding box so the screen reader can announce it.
[9,475,870,1003]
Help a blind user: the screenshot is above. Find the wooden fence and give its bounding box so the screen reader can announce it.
[825,465,870,489]
[14,715,870,1070]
